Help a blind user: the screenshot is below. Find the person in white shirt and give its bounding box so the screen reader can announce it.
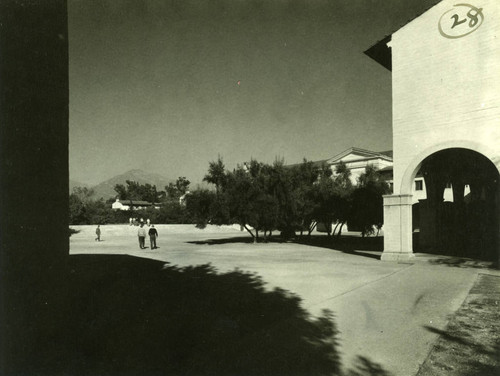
[137,223,147,249]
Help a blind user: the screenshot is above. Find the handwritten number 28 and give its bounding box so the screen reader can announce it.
[451,6,483,29]
[450,14,466,28]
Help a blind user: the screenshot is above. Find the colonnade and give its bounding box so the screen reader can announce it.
[382,148,499,262]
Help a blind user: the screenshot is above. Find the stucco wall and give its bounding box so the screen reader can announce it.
[390,0,500,194]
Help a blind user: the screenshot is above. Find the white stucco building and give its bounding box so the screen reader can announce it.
[317,146,456,205]
[365,0,500,262]
[112,198,160,211]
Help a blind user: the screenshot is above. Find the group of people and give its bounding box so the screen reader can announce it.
[137,223,158,250]
[94,222,160,250]
[129,217,150,227]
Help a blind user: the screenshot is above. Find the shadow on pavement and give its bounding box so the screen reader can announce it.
[187,236,256,245]
[34,254,344,376]
[188,234,383,260]
[413,232,498,266]
[295,235,383,260]
[427,257,497,269]
[345,355,393,376]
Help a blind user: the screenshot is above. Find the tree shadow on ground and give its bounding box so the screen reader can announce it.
[69,227,80,236]
[344,356,393,376]
[427,257,497,269]
[295,235,383,260]
[188,234,383,261]
[36,254,344,376]
[421,326,500,376]
[187,236,257,245]
[420,274,500,376]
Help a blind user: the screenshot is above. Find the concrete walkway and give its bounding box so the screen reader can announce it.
[70,224,499,375]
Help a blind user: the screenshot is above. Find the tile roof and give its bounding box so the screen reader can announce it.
[117,200,153,206]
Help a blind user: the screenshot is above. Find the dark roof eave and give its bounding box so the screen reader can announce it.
[364,35,392,71]
[363,1,443,71]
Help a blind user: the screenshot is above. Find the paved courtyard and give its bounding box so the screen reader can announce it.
[70,224,499,376]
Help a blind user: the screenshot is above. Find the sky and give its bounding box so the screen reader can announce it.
[68,0,441,186]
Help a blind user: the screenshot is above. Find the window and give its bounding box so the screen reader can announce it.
[415,180,423,191]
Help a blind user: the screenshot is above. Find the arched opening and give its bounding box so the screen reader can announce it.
[412,148,499,261]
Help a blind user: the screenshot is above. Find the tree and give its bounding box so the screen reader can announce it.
[165,177,191,201]
[71,186,95,203]
[349,165,390,237]
[185,189,220,228]
[69,187,97,225]
[224,160,280,242]
[308,162,353,238]
[193,157,374,243]
[330,161,354,237]
[114,180,163,204]
[176,177,190,195]
[69,187,115,225]
[69,192,86,225]
[114,184,128,201]
[309,168,337,236]
[203,157,226,194]
[192,159,284,241]
[85,198,113,225]
[275,159,320,238]
[288,161,318,236]
[333,161,353,191]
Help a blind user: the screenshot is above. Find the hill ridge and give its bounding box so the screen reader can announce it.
[88,169,174,200]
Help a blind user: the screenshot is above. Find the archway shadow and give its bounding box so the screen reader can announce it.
[38,254,344,376]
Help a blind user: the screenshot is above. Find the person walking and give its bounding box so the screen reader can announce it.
[95,225,101,242]
[148,225,158,249]
[138,223,147,249]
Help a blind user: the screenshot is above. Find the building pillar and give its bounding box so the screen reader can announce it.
[452,182,465,205]
[381,194,415,261]
[0,1,69,374]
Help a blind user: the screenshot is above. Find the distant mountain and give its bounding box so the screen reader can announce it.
[91,169,174,200]
[69,179,88,192]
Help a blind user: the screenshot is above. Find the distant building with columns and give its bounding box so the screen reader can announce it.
[366,0,500,262]
[301,146,457,206]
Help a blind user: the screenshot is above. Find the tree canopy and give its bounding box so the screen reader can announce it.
[114,180,163,203]
[165,177,191,201]
[71,159,390,240]
[187,158,391,242]
[349,165,391,236]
